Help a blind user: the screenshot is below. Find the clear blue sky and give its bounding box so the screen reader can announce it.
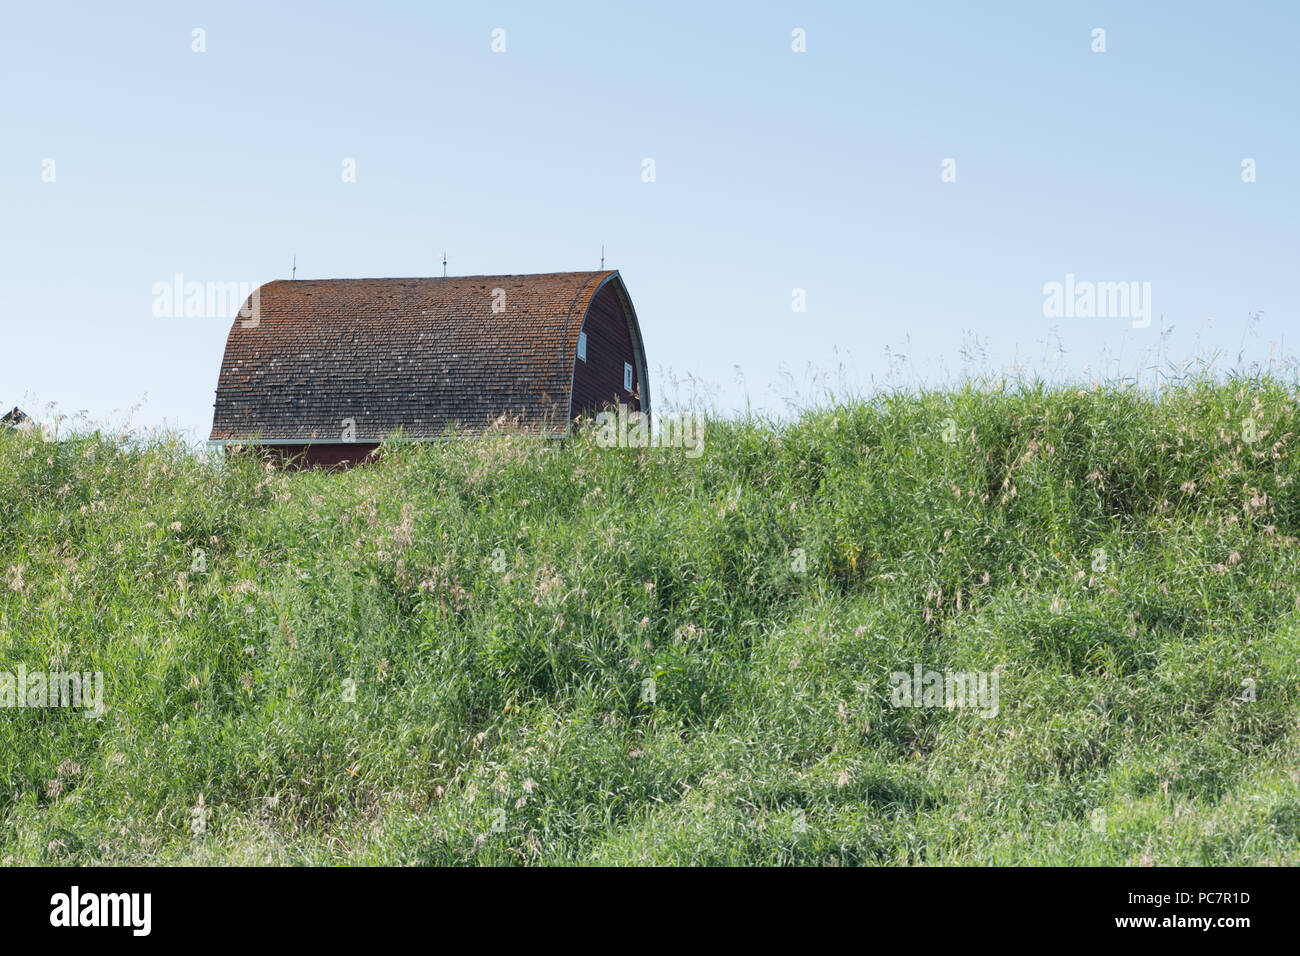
[2,1,1296,438]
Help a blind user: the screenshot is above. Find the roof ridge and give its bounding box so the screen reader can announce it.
[265,270,617,284]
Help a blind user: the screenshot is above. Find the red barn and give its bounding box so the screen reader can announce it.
[209,271,649,466]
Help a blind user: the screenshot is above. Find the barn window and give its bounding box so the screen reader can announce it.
[623,362,633,391]
[577,332,587,362]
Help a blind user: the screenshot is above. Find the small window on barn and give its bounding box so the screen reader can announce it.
[577,332,587,362]
[624,362,633,391]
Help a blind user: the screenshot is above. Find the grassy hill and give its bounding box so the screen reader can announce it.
[3,376,1300,865]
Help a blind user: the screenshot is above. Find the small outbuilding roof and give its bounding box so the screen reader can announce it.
[1,407,32,427]
[209,270,646,442]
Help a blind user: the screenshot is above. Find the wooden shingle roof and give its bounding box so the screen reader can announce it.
[210,271,626,442]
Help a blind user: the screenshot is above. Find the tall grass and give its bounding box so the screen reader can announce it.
[2,374,1299,864]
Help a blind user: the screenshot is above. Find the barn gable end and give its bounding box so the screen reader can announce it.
[569,274,648,421]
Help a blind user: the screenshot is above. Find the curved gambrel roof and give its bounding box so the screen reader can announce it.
[209,270,645,442]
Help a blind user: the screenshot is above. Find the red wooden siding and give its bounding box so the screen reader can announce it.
[571,280,641,418]
[242,442,381,470]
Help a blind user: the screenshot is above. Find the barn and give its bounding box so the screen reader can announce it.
[209,270,649,466]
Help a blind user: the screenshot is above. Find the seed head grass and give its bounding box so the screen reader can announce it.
[2,375,1299,864]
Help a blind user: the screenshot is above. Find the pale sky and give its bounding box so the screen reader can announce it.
[2,1,1296,439]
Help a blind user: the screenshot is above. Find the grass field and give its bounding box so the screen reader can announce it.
[3,375,1300,865]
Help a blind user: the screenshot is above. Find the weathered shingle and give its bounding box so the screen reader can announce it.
[210,271,621,441]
